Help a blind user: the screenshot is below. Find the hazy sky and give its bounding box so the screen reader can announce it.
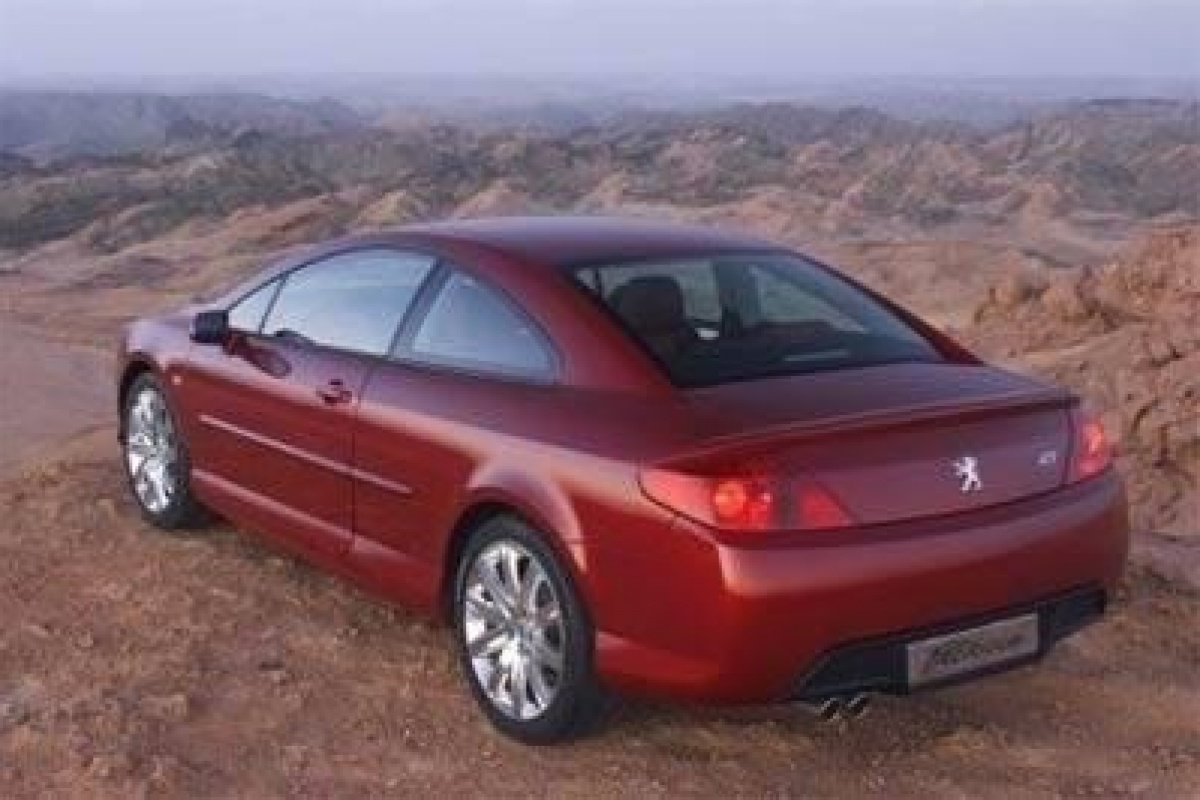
[1,0,1197,83]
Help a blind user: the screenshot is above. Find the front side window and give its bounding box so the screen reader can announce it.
[262,249,434,356]
[574,253,941,386]
[408,272,555,380]
[227,278,280,333]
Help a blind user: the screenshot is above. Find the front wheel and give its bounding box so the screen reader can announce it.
[453,516,609,743]
[122,372,205,529]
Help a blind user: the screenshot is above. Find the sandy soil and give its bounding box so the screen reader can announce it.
[0,320,111,479]
[1,320,1198,798]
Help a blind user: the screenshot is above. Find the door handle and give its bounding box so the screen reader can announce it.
[316,378,353,405]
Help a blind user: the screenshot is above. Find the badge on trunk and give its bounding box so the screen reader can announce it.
[953,455,983,493]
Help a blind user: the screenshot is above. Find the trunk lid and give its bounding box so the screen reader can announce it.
[679,363,1074,525]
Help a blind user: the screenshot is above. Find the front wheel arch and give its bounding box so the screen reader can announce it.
[117,359,155,438]
[120,370,207,529]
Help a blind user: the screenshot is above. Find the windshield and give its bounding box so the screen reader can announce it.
[572,252,943,387]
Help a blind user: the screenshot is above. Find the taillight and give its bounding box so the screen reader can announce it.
[1068,408,1113,483]
[796,483,854,529]
[639,469,853,532]
[711,478,775,528]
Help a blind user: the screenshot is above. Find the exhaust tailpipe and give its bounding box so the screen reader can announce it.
[844,693,871,719]
[818,697,844,722]
[797,697,844,721]
[796,694,870,723]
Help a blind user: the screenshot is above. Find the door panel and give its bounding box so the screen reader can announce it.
[179,247,436,564]
[345,268,564,607]
[182,335,370,562]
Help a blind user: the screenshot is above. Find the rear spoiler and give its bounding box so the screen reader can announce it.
[672,386,1076,466]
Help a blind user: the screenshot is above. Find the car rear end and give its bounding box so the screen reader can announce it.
[562,248,1128,705]
[586,363,1128,704]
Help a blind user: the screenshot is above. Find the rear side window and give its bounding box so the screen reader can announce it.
[262,249,434,356]
[573,253,941,386]
[406,272,555,380]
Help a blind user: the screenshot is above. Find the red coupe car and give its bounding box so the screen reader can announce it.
[117,216,1128,743]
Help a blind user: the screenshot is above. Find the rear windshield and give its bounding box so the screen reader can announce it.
[571,252,943,387]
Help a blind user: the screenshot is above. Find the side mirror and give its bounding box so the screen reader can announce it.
[191,309,230,345]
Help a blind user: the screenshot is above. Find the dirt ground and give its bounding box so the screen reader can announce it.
[2,322,1199,798]
[0,320,111,480]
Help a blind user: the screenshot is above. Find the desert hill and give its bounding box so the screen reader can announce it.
[2,99,1195,254]
[971,225,1199,534]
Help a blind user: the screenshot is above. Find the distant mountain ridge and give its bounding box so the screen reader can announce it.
[0,90,363,160]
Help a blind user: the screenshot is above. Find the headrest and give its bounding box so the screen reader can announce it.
[611,275,688,334]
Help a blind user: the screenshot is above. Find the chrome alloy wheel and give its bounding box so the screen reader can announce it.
[124,386,178,514]
[462,540,566,720]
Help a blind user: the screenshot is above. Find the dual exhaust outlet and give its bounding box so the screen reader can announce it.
[801,693,871,722]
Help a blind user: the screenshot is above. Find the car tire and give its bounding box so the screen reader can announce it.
[121,371,206,529]
[453,515,609,744]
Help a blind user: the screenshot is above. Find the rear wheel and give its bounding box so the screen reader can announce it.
[453,516,608,743]
[122,372,205,529]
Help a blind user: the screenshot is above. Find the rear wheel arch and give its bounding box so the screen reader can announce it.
[440,497,588,623]
[441,501,513,619]
[447,506,611,742]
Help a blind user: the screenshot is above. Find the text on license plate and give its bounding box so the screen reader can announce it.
[906,613,1039,687]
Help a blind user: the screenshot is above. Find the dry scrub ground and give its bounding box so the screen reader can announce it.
[1,328,1199,798]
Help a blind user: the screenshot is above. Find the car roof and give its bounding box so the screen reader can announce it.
[385,215,784,268]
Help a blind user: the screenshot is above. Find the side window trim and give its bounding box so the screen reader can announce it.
[389,264,562,384]
[256,278,285,335]
[389,262,451,355]
[226,276,284,335]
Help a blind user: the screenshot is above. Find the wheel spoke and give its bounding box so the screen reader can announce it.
[467,624,509,659]
[530,639,564,673]
[517,562,544,614]
[528,660,555,708]
[485,661,510,706]
[133,400,151,430]
[134,459,152,500]
[134,457,161,512]
[477,557,515,612]
[500,546,523,600]
[509,655,529,718]
[126,432,155,457]
[148,460,170,510]
[464,593,507,628]
[533,602,561,628]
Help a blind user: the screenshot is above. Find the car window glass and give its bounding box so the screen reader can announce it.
[408,272,554,379]
[227,278,279,333]
[599,261,722,327]
[263,250,434,356]
[575,253,940,387]
[749,263,865,331]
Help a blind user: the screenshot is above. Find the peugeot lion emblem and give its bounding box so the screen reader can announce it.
[953,455,983,493]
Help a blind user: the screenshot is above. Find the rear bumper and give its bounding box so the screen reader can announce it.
[588,471,1129,703]
[791,585,1105,701]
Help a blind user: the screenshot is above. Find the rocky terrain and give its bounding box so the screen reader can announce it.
[0,96,1198,796]
[3,98,1196,253]
[971,226,1200,535]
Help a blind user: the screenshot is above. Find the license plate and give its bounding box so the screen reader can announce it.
[906,613,1039,687]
